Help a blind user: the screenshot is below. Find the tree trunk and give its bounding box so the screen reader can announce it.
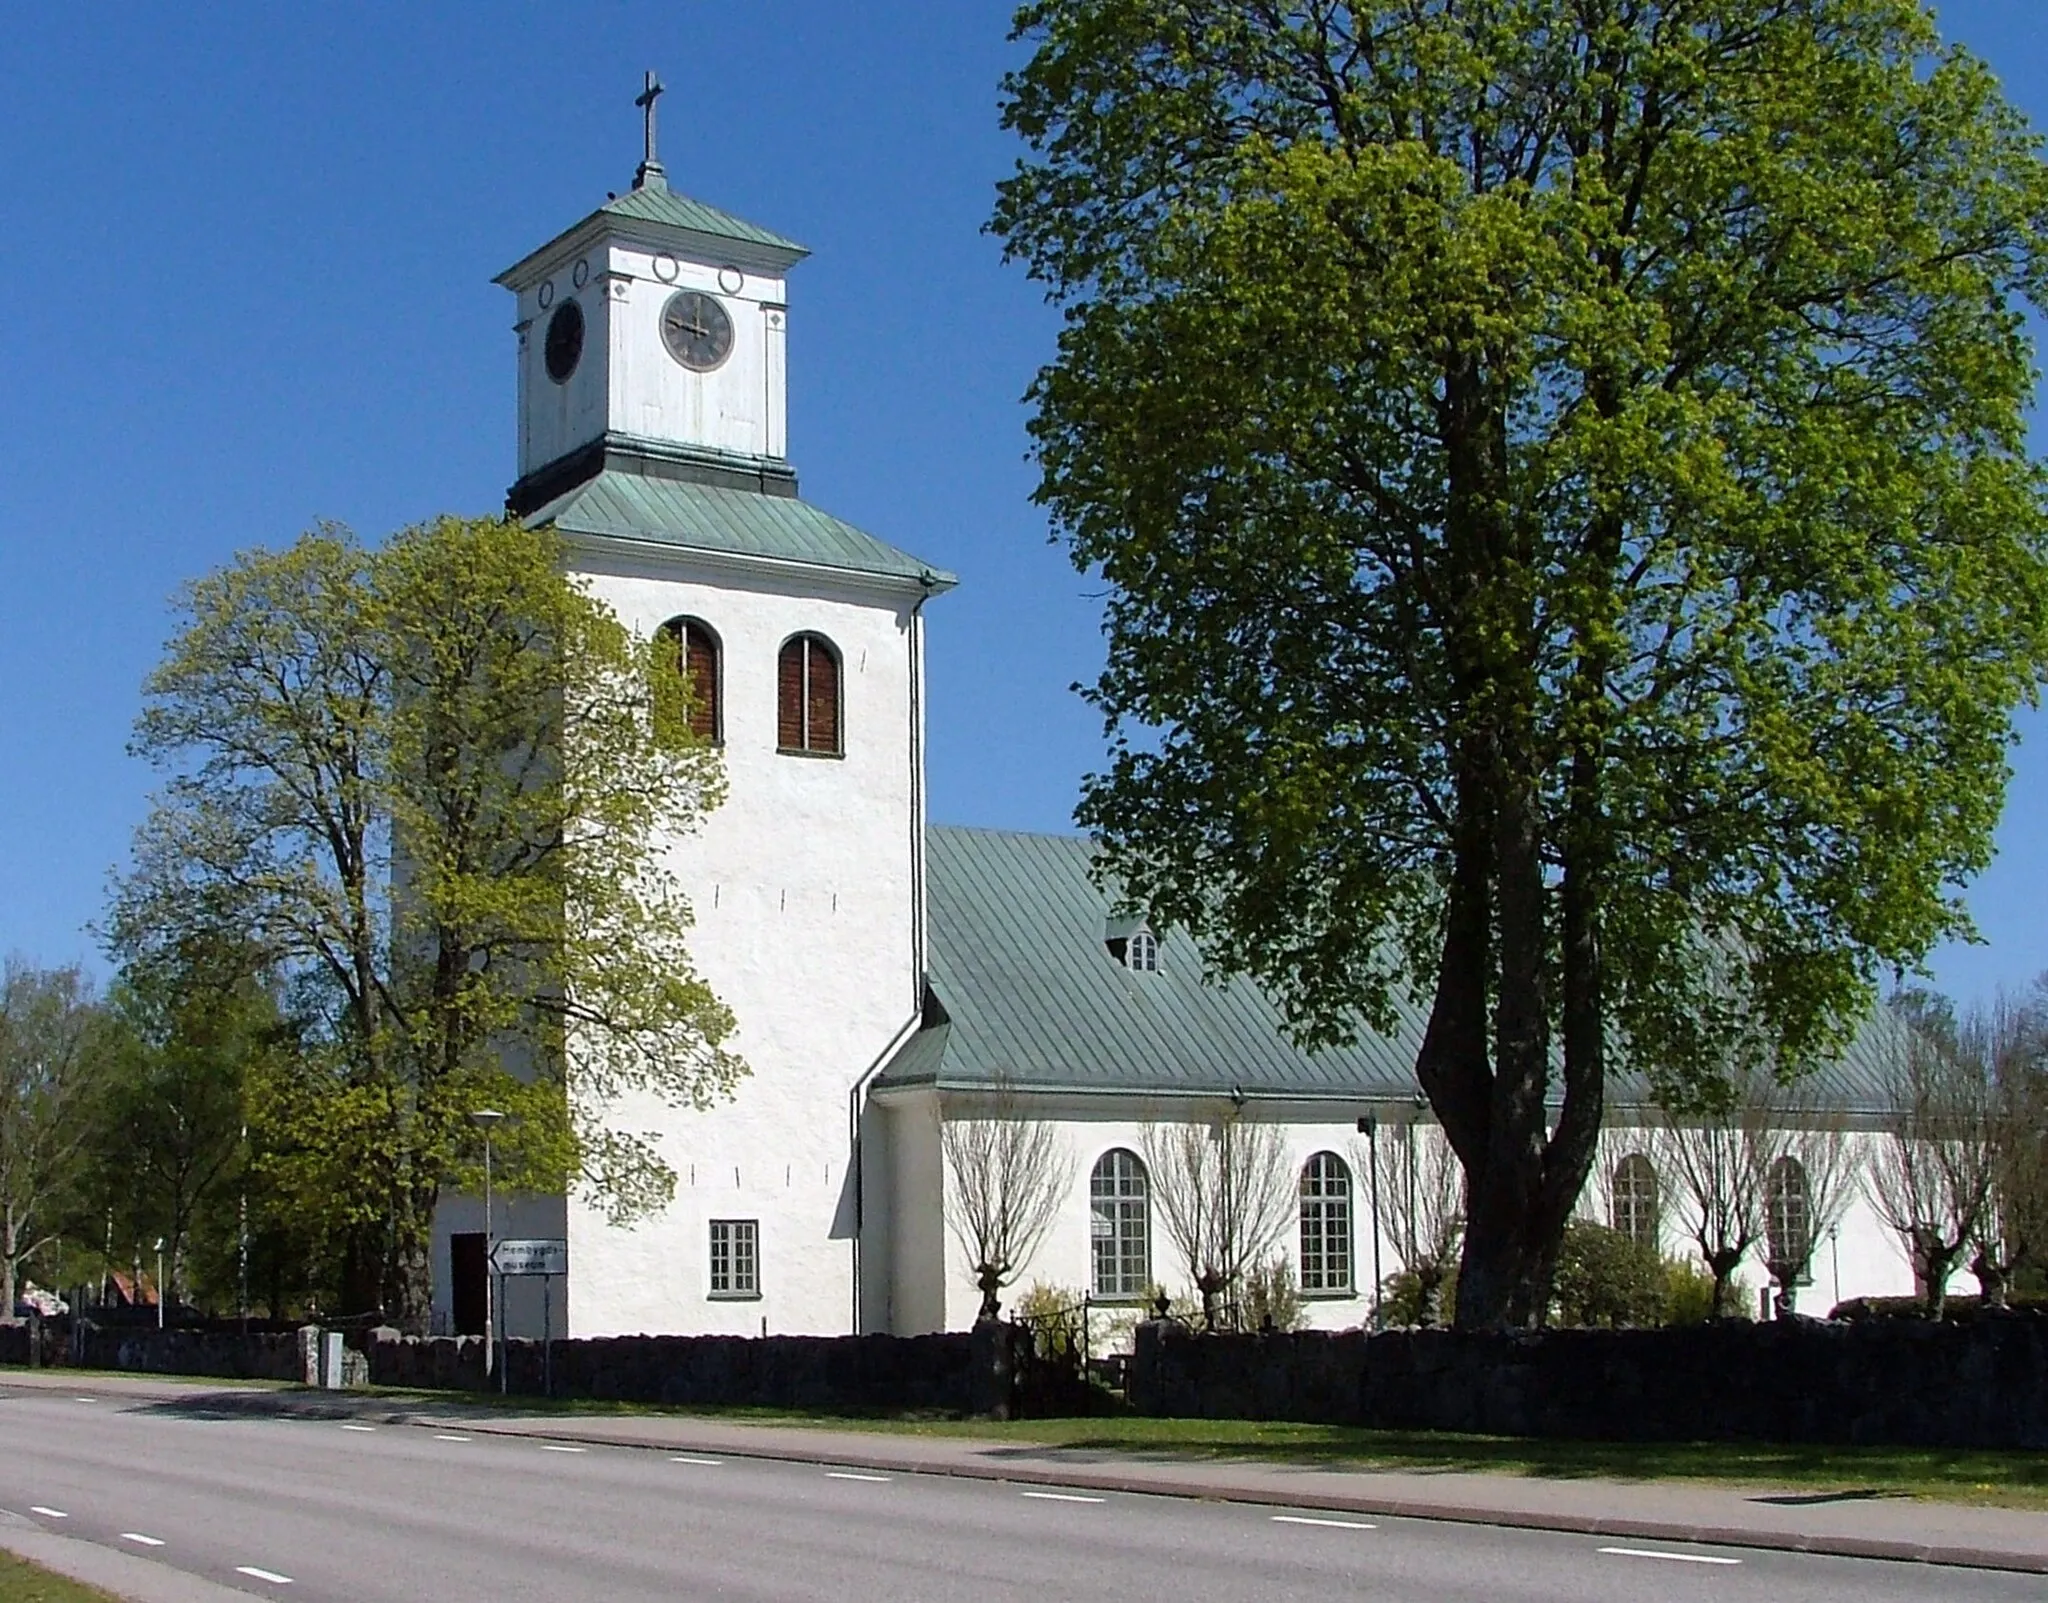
[1,1205,19,1320]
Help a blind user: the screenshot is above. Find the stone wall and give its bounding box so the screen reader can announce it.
[1130,1314,2048,1449]
[365,1325,1010,1414]
[45,1323,310,1382]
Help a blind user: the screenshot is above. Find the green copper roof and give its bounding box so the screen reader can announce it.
[882,826,1900,1113]
[529,469,954,589]
[595,181,807,258]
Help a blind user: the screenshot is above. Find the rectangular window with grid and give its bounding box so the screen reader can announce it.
[708,1219,759,1298]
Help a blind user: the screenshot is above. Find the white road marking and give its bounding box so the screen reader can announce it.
[120,1533,166,1547]
[539,1444,586,1454]
[339,1423,376,1433]
[30,1507,67,1519]
[825,1470,891,1482]
[1272,1514,1376,1530]
[1020,1490,1105,1504]
[1598,1547,1742,1566]
[669,1455,723,1466]
[74,1397,97,1404]
[433,1434,471,1442]
[236,1566,294,1585]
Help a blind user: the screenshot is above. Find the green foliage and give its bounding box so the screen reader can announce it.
[1552,1222,1668,1328]
[993,0,2048,1326]
[111,515,741,1323]
[1661,1256,1749,1326]
[1241,1254,1305,1331]
[1379,1263,1459,1329]
[1014,1281,1088,1357]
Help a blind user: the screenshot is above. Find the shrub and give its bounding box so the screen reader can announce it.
[1551,1221,1667,1327]
[1378,1263,1459,1328]
[1012,1282,1086,1359]
[1241,1256,1305,1331]
[1661,1257,1748,1325]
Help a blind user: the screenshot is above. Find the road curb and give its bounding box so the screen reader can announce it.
[439,1417,2048,1576]
[0,1516,250,1602]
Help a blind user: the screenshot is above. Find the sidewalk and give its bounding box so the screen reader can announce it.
[7,1370,2046,1575]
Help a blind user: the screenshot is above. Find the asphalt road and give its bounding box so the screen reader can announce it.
[0,1388,2033,1602]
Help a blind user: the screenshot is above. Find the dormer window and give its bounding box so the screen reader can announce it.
[1127,929,1160,972]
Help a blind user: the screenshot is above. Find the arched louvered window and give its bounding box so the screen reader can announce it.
[777,633,841,755]
[655,617,721,744]
[1299,1152,1353,1294]
[1090,1149,1150,1298]
[1765,1156,1813,1279]
[1611,1153,1660,1252]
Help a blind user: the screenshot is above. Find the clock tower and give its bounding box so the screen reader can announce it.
[495,72,808,514]
[444,76,954,1343]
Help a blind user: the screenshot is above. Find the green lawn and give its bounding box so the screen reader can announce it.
[0,1552,120,1603]
[398,1390,2048,1513]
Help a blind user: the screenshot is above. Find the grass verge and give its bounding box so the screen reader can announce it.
[0,1551,121,1603]
[387,1390,2048,1512]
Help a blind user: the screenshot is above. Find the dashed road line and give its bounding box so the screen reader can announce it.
[1597,1547,1742,1566]
[539,1444,586,1454]
[29,1507,67,1519]
[339,1423,376,1433]
[1020,1490,1104,1504]
[433,1434,471,1442]
[669,1456,723,1466]
[120,1533,166,1547]
[824,1470,891,1482]
[1272,1515,1376,1530]
[73,1397,97,1404]
[236,1566,294,1585]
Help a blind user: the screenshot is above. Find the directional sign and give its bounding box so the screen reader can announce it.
[490,1238,567,1277]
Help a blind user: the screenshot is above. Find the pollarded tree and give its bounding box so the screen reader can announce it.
[1143,1109,1295,1327]
[995,1,2048,1326]
[941,1084,1075,1320]
[1654,1069,1786,1318]
[1360,1118,1464,1326]
[112,516,742,1327]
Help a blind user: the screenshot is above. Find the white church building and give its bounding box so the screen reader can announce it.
[432,129,1924,1344]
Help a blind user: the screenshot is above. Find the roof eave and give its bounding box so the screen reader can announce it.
[495,211,808,292]
[547,521,958,597]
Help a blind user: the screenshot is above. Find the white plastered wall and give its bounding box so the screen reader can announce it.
[511,238,791,478]
[553,542,926,1338]
[884,1097,1927,1338]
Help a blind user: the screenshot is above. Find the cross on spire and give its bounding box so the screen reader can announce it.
[633,69,666,191]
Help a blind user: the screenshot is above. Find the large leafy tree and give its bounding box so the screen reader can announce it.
[113,516,742,1327]
[0,961,110,1316]
[994,0,2048,1325]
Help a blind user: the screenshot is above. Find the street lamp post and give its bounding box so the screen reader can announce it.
[470,1110,507,1379]
[1357,1114,1382,1327]
[154,1239,166,1329]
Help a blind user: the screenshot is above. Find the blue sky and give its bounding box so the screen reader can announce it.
[1,2,2042,1009]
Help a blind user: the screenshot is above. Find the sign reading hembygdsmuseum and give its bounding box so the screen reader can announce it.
[489,1238,568,1277]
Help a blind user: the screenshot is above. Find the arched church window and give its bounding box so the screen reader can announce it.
[1126,929,1160,972]
[1611,1153,1659,1252]
[1299,1152,1353,1294]
[656,617,722,744]
[778,633,841,756]
[1765,1155,1813,1280]
[1090,1149,1150,1298]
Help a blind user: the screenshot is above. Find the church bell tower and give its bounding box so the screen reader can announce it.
[466,75,954,1343]
[495,71,810,515]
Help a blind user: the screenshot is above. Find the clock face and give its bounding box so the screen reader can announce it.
[660,290,735,372]
[544,300,584,384]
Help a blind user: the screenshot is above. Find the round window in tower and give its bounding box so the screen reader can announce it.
[544,299,585,384]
